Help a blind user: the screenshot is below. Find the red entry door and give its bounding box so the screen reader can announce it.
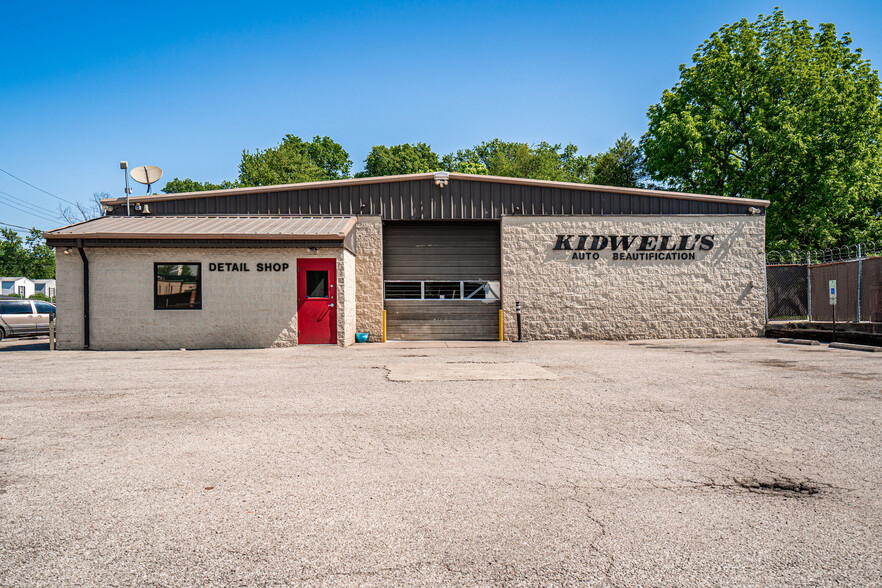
[297,258,337,344]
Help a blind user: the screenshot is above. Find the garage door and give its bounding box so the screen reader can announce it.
[383,221,501,341]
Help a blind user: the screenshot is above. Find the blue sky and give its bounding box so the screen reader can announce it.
[2,0,881,231]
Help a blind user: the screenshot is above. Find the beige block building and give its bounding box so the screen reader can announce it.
[45,173,769,350]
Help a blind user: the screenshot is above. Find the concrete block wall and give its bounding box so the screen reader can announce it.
[55,252,85,349]
[341,249,356,346]
[55,246,354,350]
[501,215,766,341]
[354,216,384,341]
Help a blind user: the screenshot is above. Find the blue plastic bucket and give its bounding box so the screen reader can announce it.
[355,332,369,343]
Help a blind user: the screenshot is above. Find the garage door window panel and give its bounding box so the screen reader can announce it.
[384,280,499,301]
[384,281,422,300]
[424,281,462,300]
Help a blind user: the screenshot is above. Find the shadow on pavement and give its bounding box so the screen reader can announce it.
[0,338,50,352]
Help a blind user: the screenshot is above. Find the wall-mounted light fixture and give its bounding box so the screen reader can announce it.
[308,247,319,253]
[434,171,449,188]
[748,207,761,215]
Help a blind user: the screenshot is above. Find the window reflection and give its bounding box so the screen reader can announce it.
[155,263,201,310]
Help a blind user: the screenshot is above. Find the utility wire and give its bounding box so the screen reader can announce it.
[0,197,59,223]
[0,220,44,231]
[0,189,63,220]
[0,166,77,205]
[0,193,60,221]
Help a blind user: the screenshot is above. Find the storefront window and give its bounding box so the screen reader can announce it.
[155,263,201,310]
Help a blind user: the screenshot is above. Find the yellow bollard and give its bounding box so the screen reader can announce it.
[499,309,504,341]
[382,310,387,343]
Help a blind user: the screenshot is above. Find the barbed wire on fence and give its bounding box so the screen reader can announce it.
[766,240,881,265]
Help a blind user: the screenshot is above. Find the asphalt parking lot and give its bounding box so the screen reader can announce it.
[1,338,880,586]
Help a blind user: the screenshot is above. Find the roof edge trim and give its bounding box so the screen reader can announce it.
[98,173,770,207]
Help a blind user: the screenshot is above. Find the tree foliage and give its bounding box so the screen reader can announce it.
[356,143,441,177]
[593,134,647,188]
[641,9,882,249]
[0,228,55,279]
[238,135,352,187]
[442,140,594,183]
[163,178,237,194]
[164,135,352,193]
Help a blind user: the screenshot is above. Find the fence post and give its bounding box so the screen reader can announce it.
[806,252,812,321]
[857,244,862,323]
[764,263,769,325]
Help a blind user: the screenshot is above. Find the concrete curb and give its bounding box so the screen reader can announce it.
[828,342,882,353]
[777,338,821,346]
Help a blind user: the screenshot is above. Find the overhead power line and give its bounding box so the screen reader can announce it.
[0,197,59,223]
[0,192,60,221]
[0,220,44,231]
[0,166,77,205]
[0,189,62,220]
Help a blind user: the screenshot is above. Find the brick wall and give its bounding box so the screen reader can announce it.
[501,215,766,340]
[55,246,353,350]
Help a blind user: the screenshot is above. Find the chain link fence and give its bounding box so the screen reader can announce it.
[766,241,882,323]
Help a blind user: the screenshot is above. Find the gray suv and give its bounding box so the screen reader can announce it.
[0,299,56,341]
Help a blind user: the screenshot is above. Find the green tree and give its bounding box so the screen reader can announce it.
[593,134,646,188]
[239,135,352,186]
[356,143,441,177]
[442,158,489,175]
[0,228,55,279]
[641,9,882,250]
[163,178,238,194]
[162,135,352,192]
[444,140,594,183]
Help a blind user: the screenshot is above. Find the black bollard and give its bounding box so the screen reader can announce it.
[516,301,523,342]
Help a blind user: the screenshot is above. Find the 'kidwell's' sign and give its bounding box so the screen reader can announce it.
[553,234,715,261]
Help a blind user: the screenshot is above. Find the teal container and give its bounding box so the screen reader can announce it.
[355,332,369,343]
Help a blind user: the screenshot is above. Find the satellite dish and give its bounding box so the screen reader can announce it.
[130,165,163,194]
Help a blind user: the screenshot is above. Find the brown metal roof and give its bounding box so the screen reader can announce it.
[44,215,357,241]
[99,172,771,208]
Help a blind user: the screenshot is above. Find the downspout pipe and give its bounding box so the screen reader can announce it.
[77,239,90,349]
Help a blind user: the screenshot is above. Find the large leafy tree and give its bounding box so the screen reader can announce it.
[0,228,55,279]
[444,140,594,183]
[239,135,352,186]
[356,143,441,177]
[163,178,238,194]
[641,9,882,250]
[593,134,647,188]
[164,135,352,193]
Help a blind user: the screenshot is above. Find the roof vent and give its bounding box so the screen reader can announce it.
[434,171,449,188]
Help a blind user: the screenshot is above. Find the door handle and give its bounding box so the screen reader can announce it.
[329,303,335,307]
